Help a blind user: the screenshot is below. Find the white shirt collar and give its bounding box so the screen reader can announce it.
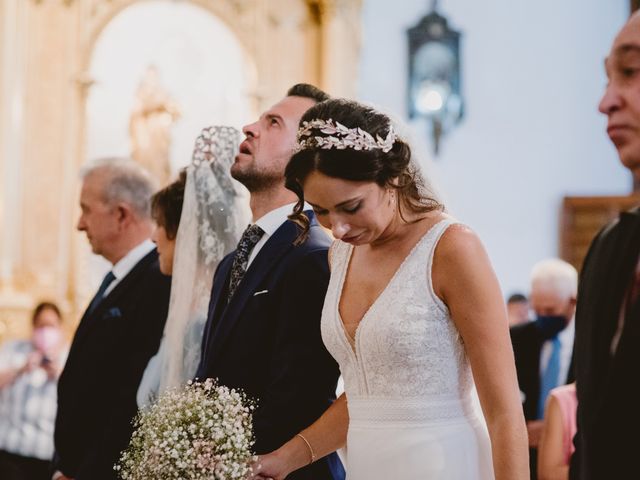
[253,203,298,237]
[111,239,156,281]
[246,203,310,268]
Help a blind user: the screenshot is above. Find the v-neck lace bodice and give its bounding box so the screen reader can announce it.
[322,219,473,399]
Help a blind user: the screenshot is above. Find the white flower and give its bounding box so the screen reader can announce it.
[116,378,255,480]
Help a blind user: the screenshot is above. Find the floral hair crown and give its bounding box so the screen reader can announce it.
[295,118,397,153]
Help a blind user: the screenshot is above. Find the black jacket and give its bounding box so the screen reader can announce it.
[570,206,640,480]
[54,249,170,480]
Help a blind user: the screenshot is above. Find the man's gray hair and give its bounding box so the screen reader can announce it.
[530,258,578,300]
[81,157,158,219]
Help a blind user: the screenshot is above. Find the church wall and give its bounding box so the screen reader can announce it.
[0,0,362,341]
[358,0,630,295]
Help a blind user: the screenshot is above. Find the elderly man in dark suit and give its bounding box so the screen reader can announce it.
[571,12,640,479]
[510,258,577,479]
[195,84,344,480]
[53,159,171,480]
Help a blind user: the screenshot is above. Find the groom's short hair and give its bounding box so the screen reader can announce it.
[286,83,330,103]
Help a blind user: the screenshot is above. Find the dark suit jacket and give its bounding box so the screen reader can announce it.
[196,214,344,480]
[570,207,640,480]
[510,321,574,422]
[54,249,170,480]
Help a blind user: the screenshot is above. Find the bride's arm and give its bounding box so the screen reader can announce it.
[250,393,348,480]
[432,224,529,480]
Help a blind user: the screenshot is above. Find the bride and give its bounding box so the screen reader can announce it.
[252,99,528,479]
[137,126,249,406]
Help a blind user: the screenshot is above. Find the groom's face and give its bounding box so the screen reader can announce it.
[232,95,315,192]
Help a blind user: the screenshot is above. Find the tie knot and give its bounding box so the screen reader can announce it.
[100,271,116,290]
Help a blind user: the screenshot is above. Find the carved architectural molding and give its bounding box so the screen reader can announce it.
[0,0,362,341]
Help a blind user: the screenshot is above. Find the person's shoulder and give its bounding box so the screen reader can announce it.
[128,250,171,292]
[435,220,485,264]
[595,205,640,242]
[510,320,537,339]
[295,223,332,253]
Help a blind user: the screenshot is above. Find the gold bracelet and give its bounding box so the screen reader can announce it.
[296,433,316,464]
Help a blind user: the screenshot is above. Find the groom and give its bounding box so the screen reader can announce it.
[196,84,344,479]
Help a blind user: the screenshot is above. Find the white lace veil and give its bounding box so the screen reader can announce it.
[137,126,249,406]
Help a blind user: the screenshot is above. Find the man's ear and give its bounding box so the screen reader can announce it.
[115,202,135,229]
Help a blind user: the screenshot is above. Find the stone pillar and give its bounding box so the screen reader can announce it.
[0,0,31,340]
[317,0,362,97]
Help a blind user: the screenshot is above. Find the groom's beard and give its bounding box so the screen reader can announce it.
[231,166,283,193]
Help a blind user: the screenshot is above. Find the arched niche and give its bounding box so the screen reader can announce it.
[0,0,362,340]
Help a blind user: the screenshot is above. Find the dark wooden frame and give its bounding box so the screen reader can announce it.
[560,195,640,272]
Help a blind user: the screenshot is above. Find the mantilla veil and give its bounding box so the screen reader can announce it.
[137,126,250,407]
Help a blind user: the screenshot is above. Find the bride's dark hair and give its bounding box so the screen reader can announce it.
[285,98,442,242]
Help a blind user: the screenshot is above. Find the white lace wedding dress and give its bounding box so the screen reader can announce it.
[322,219,494,479]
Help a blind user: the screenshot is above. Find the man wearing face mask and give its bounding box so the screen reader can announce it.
[510,259,577,479]
[0,302,69,480]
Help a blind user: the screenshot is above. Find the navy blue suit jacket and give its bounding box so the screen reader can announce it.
[196,214,344,480]
[54,249,171,480]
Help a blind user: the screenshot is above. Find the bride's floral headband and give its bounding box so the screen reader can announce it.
[295,118,397,153]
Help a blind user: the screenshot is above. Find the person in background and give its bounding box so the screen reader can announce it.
[510,259,577,479]
[538,382,577,480]
[507,292,530,326]
[0,302,68,480]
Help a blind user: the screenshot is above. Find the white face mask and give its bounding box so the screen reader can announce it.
[32,326,62,355]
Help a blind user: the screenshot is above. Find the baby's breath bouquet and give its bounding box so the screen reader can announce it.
[116,378,255,480]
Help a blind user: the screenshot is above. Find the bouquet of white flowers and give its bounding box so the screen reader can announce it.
[116,378,255,480]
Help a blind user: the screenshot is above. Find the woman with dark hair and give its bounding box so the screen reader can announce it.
[150,169,187,276]
[252,99,528,479]
[137,126,250,407]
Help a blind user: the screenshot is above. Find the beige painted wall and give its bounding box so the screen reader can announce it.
[0,0,362,341]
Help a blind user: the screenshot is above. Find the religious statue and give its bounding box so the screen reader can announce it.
[129,65,181,186]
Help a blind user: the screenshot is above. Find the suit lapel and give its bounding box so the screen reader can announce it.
[208,220,299,364]
[200,255,234,364]
[70,250,158,350]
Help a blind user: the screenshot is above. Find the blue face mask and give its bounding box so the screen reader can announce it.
[534,315,567,339]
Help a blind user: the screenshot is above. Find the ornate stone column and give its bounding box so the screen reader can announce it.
[0,0,364,342]
[0,0,31,339]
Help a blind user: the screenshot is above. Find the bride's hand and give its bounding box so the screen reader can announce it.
[248,452,291,480]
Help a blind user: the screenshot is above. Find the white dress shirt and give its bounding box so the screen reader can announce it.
[539,318,575,387]
[247,203,299,267]
[104,239,156,296]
